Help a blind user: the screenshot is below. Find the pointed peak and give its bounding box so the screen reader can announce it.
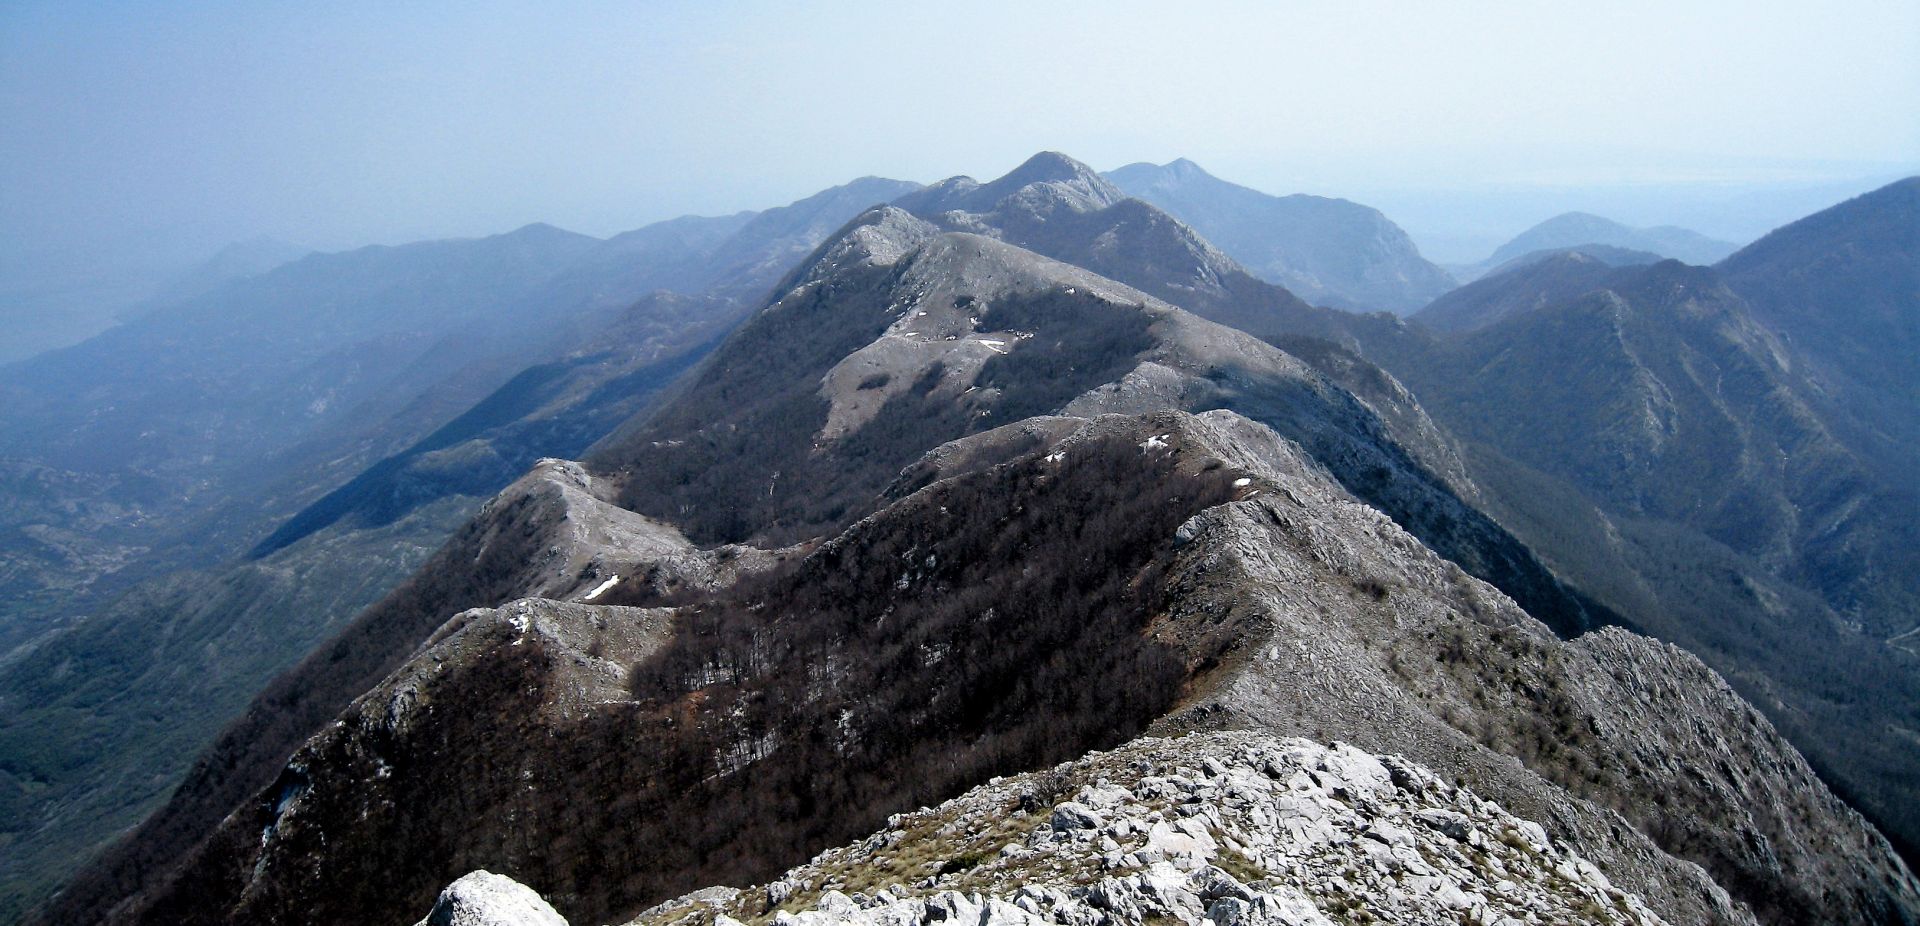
[1102,158,1228,195]
[1165,157,1210,178]
[896,152,1123,218]
[1002,151,1102,187]
[1523,213,1630,237]
[499,221,593,244]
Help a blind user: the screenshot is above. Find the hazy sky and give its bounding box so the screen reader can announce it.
[4,0,1918,275]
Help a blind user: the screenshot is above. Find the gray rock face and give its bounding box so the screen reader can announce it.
[414,870,568,926]
[627,733,1671,926]
[484,457,749,604]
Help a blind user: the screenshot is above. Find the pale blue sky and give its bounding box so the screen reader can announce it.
[3,1,1916,278]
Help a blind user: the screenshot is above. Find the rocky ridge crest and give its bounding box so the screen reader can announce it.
[437,733,1681,926]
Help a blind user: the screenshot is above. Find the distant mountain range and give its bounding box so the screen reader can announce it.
[137,236,313,314]
[0,237,313,365]
[1450,211,1740,281]
[1105,158,1456,314]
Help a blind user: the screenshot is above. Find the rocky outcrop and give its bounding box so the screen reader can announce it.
[626,733,1673,926]
[894,152,1127,219]
[413,871,568,926]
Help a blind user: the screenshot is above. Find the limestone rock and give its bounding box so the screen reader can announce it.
[414,871,568,926]
[630,733,1672,926]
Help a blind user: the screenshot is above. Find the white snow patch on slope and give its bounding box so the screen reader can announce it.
[581,575,622,601]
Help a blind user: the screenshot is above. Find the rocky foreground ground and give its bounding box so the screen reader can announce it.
[417,732,1676,926]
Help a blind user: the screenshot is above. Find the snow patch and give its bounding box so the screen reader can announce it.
[581,575,622,601]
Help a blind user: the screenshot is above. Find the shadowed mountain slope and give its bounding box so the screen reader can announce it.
[1407,259,1919,637]
[1379,255,1920,868]
[1412,247,1660,333]
[1719,176,1920,453]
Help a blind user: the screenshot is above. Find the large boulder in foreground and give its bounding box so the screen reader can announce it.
[414,870,567,926]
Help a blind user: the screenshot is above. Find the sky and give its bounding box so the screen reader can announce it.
[3,0,1917,331]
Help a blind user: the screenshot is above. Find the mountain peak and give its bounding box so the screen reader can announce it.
[1003,150,1101,186]
[499,221,596,245]
[1485,212,1736,269]
[1104,158,1217,190]
[1546,210,1610,223]
[1164,156,1210,178]
[894,151,1124,218]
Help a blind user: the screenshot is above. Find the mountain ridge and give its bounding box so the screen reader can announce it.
[42,168,1917,924]
[16,153,1919,926]
[1719,176,1920,453]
